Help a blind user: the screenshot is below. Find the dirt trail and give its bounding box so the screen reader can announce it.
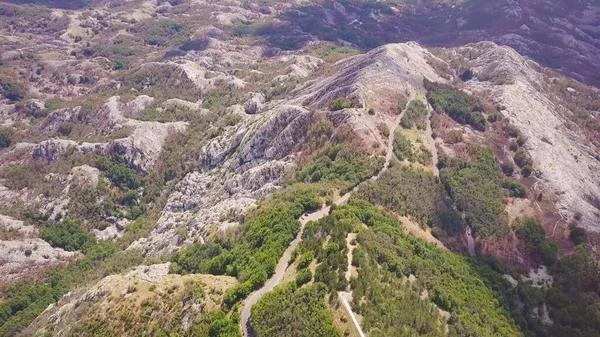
[339,292,367,337]
[338,232,367,337]
[241,78,418,337]
[240,203,336,337]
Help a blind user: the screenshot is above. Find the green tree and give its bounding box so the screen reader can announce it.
[250,283,341,337]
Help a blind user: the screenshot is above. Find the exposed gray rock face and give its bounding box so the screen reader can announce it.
[48,95,188,172]
[129,103,312,256]
[161,98,202,111]
[93,95,154,131]
[0,103,17,126]
[291,42,445,149]
[0,214,35,238]
[93,217,128,241]
[453,42,600,230]
[22,99,46,115]
[32,139,78,162]
[110,120,186,172]
[224,160,290,199]
[295,42,444,111]
[243,92,265,114]
[274,55,324,81]
[0,215,76,283]
[201,126,248,171]
[38,106,81,133]
[70,165,100,188]
[238,105,313,170]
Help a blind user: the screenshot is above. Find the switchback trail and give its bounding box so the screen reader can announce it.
[240,82,419,337]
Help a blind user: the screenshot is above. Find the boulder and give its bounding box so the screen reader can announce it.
[243,92,265,114]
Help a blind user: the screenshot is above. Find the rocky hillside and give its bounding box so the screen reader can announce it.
[0,1,599,337]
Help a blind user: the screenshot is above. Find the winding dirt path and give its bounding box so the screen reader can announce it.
[241,204,335,337]
[240,80,417,337]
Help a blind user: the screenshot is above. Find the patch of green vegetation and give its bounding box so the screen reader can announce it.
[400,99,428,130]
[97,157,142,190]
[546,245,600,337]
[262,77,302,101]
[0,242,146,336]
[295,268,313,287]
[0,127,13,149]
[68,279,237,337]
[514,148,533,168]
[233,20,310,50]
[501,179,528,198]
[392,131,432,165]
[313,44,360,62]
[40,219,96,252]
[194,310,241,337]
[393,131,413,161]
[505,124,521,138]
[330,97,353,111]
[202,85,245,113]
[0,131,227,335]
[299,208,356,291]
[131,19,191,47]
[353,234,447,336]
[171,184,322,309]
[0,78,26,101]
[569,227,586,246]
[296,144,383,192]
[250,283,341,337]
[358,165,463,234]
[425,80,487,131]
[440,146,509,237]
[515,217,557,265]
[300,201,524,337]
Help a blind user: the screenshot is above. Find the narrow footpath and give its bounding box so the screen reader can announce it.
[339,233,367,337]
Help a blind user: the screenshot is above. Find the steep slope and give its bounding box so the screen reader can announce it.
[1,1,600,337]
[30,263,238,337]
[438,42,600,231]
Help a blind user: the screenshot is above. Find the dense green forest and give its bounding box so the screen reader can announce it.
[250,283,341,337]
[293,200,524,336]
[401,98,428,130]
[172,184,322,308]
[425,79,487,131]
[357,165,464,234]
[440,146,511,237]
[296,144,383,191]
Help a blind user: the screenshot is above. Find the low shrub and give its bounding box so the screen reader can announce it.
[521,165,533,177]
[330,97,352,111]
[0,78,26,101]
[400,99,428,130]
[39,219,96,252]
[0,127,13,149]
[460,68,475,81]
[505,124,520,138]
[502,179,527,198]
[569,227,586,245]
[501,162,515,176]
[295,268,313,287]
[514,149,532,168]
